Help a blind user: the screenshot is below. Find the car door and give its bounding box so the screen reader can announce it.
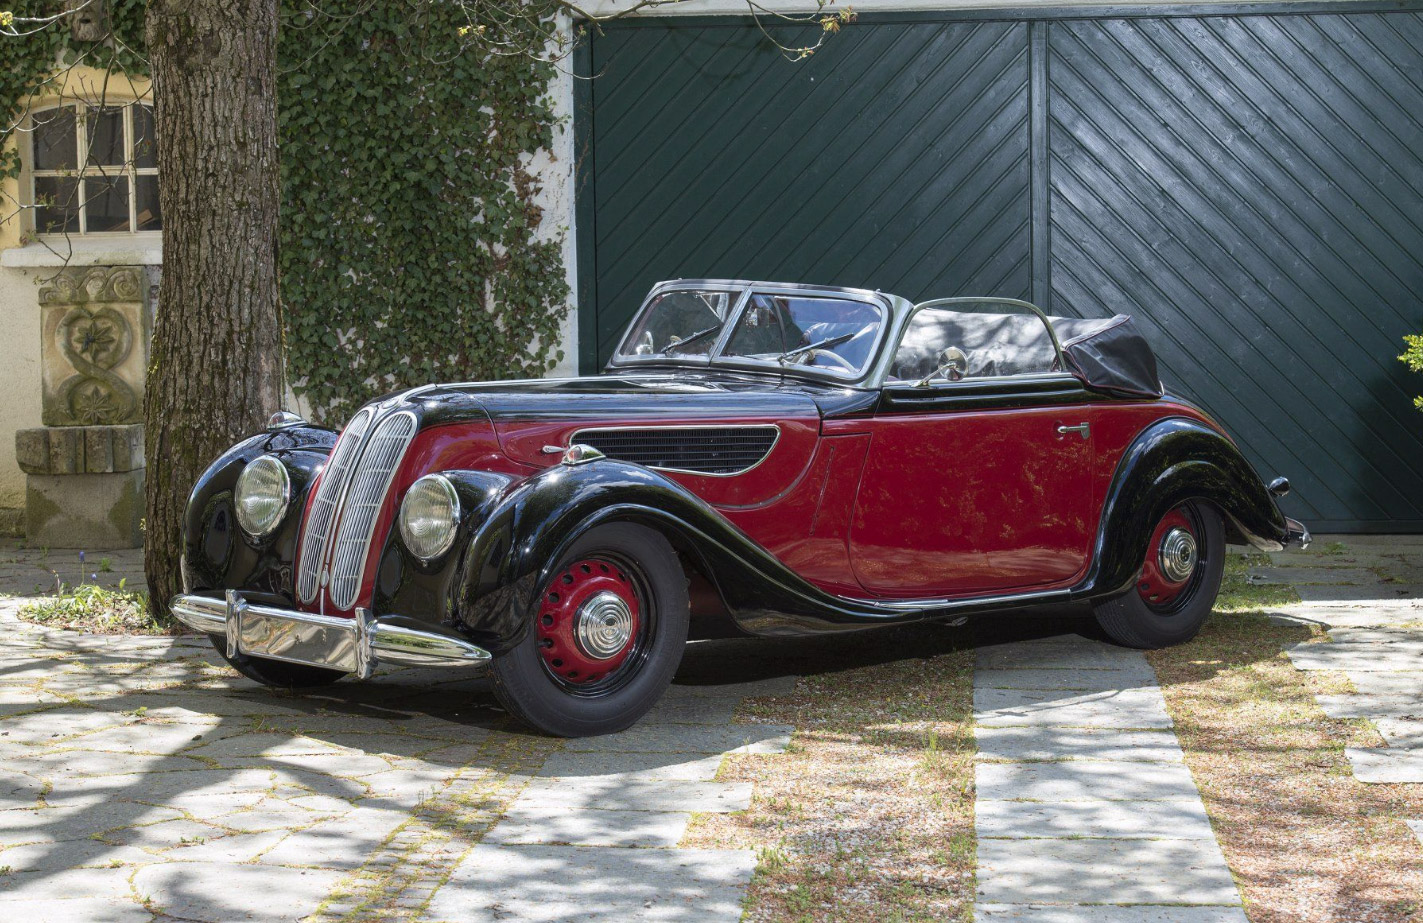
[848,300,1098,598]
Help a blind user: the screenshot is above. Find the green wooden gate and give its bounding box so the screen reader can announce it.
[575,4,1423,531]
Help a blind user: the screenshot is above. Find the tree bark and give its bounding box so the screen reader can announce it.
[144,0,282,614]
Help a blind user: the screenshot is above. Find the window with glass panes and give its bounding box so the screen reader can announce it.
[30,103,159,235]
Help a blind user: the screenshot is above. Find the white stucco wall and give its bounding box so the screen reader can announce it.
[0,268,44,519]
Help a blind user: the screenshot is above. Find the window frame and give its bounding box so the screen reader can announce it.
[28,101,159,238]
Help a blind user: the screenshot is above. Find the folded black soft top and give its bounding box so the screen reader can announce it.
[1050,315,1164,399]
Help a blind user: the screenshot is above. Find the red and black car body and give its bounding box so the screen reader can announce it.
[173,280,1309,735]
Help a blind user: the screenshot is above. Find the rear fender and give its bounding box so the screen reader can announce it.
[1079,416,1289,599]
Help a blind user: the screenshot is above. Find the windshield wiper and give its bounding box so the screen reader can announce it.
[662,324,721,354]
[776,331,856,365]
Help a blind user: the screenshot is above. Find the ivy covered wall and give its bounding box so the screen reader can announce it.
[1,0,572,424]
[278,1,570,422]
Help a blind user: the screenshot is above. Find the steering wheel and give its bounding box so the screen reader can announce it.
[798,349,857,373]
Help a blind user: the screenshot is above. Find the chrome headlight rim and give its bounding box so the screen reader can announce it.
[234,454,291,538]
[398,473,461,563]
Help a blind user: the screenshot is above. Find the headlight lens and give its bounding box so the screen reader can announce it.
[399,474,461,561]
[234,455,290,537]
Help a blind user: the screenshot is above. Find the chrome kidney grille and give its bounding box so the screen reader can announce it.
[295,407,418,610]
[326,411,418,610]
[296,406,375,604]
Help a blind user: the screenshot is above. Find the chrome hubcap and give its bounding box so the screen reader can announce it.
[574,591,635,660]
[1159,527,1198,583]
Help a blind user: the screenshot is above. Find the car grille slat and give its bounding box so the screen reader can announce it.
[295,406,374,604]
[326,411,419,611]
[572,426,778,475]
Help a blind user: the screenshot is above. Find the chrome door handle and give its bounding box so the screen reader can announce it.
[1056,422,1090,440]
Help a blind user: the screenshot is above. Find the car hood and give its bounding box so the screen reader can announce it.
[402,372,867,428]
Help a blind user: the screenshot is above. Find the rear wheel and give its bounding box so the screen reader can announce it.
[490,522,689,737]
[208,636,347,688]
[1093,500,1225,649]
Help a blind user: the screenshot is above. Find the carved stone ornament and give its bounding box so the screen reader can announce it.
[39,267,153,427]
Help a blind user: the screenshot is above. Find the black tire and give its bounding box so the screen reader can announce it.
[490,522,690,737]
[208,635,348,688]
[1093,501,1226,649]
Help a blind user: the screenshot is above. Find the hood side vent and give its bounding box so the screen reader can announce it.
[571,425,779,476]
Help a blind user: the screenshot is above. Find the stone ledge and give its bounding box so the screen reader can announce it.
[16,424,145,475]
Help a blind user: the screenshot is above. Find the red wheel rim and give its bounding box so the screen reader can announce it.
[1138,507,1198,609]
[536,558,641,685]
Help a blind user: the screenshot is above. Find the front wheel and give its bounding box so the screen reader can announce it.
[1093,501,1225,649]
[490,522,690,737]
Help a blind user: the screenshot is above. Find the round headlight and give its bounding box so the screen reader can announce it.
[234,455,290,537]
[399,474,461,561]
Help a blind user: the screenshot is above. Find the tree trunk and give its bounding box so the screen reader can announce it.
[144,0,282,615]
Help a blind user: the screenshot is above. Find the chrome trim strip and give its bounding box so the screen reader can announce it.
[327,410,419,611]
[169,593,492,676]
[567,423,782,478]
[296,406,375,604]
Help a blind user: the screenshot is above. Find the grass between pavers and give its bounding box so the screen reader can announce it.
[18,580,181,635]
[678,627,976,923]
[1149,559,1423,922]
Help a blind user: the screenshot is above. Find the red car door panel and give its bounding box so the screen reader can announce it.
[848,405,1096,597]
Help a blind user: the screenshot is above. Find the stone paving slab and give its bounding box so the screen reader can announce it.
[1286,644,1423,672]
[536,751,726,782]
[1295,584,1423,603]
[1374,717,1423,746]
[976,798,1215,840]
[977,759,1201,802]
[0,897,152,922]
[134,861,346,922]
[977,643,1148,672]
[514,778,754,813]
[1343,671,1423,696]
[974,687,1173,728]
[976,837,1240,905]
[1409,819,1423,847]
[976,727,1183,763]
[1249,566,1379,585]
[1345,747,1423,783]
[976,905,1249,923]
[974,666,1159,691]
[426,844,757,922]
[485,804,692,847]
[561,723,792,755]
[1316,694,1423,720]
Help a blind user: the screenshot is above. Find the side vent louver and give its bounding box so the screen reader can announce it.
[571,426,779,476]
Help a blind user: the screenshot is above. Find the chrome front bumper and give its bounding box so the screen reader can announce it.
[170,592,492,679]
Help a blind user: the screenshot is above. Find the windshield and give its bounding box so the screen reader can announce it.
[721,293,882,377]
[617,290,740,359]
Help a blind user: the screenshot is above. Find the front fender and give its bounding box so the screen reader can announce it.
[181,424,338,600]
[1078,416,1291,600]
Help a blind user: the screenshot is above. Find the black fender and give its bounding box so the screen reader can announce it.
[1073,416,1290,601]
[180,424,336,600]
[447,459,1080,651]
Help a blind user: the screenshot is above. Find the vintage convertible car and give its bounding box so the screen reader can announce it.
[172,280,1309,736]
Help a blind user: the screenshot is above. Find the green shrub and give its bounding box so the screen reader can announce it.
[1402,334,1423,412]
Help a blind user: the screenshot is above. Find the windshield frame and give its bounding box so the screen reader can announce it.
[608,279,893,385]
